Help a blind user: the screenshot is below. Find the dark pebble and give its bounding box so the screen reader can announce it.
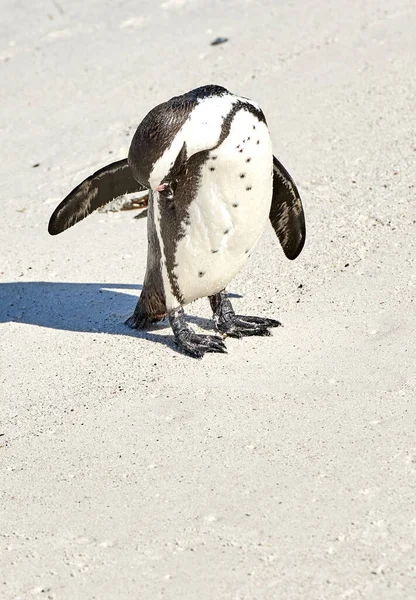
[211,37,229,46]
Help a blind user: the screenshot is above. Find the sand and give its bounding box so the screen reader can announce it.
[1,0,415,598]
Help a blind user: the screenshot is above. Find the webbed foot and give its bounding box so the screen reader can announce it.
[169,307,227,358]
[209,290,281,338]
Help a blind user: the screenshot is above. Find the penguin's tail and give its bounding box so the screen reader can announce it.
[125,287,167,330]
[48,159,147,235]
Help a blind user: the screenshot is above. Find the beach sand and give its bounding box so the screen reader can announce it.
[1,0,415,598]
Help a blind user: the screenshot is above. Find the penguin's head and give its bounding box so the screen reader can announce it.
[128,85,229,193]
[128,99,191,192]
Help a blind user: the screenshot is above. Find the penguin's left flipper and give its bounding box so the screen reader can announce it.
[270,156,306,260]
[48,158,147,235]
[210,291,281,338]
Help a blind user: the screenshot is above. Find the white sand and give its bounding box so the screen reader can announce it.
[1,0,415,598]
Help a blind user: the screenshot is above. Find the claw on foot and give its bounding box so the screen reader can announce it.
[173,331,227,358]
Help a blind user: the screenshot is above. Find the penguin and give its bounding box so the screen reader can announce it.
[49,85,305,358]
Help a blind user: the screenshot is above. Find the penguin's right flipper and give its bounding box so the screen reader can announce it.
[269,156,306,260]
[48,159,147,235]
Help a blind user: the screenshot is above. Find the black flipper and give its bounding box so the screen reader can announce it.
[48,159,147,235]
[269,156,306,260]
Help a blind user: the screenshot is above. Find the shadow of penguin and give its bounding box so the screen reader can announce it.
[0,281,237,353]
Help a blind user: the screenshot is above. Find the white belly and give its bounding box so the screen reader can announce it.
[173,109,273,306]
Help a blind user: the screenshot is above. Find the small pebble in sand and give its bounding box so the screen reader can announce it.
[211,37,229,46]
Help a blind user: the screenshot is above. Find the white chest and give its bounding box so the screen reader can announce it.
[172,109,273,306]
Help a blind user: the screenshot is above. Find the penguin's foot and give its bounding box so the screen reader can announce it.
[209,290,281,338]
[169,307,227,358]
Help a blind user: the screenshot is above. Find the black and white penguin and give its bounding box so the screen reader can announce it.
[49,85,305,358]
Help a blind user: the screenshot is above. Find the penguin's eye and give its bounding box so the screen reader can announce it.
[157,182,175,200]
